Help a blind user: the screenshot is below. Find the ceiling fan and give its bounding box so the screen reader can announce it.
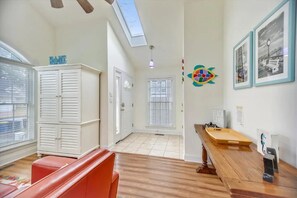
[50,0,115,14]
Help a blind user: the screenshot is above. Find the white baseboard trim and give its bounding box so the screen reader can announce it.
[0,142,37,167]
[184,153,202,163]
[133,128,182,136]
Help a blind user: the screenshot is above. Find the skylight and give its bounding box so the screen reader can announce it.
[117,0,144,37]
[113,0,147,47]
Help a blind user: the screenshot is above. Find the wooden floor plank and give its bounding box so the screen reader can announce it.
[0,152,230,198]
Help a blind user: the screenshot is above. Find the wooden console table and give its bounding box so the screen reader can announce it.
[195,124,297,198]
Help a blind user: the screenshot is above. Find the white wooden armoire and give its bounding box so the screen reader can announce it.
[34,64,100,158]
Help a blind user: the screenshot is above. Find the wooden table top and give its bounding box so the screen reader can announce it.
[195,124,297,198]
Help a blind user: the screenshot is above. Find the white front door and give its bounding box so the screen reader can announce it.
[121,73,133,139]
[114,71,122,143]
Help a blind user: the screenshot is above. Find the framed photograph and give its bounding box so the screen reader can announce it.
[256,129,279,162]
[254,0,296,86]
[233,32,253,89]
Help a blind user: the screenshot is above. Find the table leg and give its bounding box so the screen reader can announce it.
[196,144,216,175]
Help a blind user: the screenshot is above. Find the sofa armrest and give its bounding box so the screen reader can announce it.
[109,171,119,198]
[0,183,17,197]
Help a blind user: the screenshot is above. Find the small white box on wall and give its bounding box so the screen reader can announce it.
[236,106,244,126]
[257,129,279,162]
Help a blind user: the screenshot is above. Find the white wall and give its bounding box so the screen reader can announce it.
[133,66,183,135]
[132,0,184,137]
[55,20,107,71]
[0,0,55,65]
[107,22,135,147]
[184,0,224,162]
[223,0,297,167]
[0,0,55,166]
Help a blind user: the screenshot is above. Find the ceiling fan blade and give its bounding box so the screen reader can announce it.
[50,0,63,8]
[105,0,114,5]
[77,0,94,13]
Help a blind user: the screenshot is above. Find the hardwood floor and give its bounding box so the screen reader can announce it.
[0,153,230,198]
[0,154,38,179]
[115,153,229,198]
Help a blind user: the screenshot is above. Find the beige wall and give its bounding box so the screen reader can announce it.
[184,0,224,162]
[223,0,297,167]
[0,0,55,65]
[132,0,184,137]
[55,20,108,71]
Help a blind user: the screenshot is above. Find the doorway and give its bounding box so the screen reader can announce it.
[114,69,134,144]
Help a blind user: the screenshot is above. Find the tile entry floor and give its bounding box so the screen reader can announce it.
[111,133,184,159]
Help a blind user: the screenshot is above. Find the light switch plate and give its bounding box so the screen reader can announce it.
[236,106,244,126]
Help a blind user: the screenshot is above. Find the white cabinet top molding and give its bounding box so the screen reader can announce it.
[34,63,101,73]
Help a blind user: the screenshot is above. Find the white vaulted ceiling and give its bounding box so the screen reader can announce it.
[28,0,184,68]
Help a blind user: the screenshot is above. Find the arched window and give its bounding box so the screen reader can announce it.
[0,41,35,149]
[0,41,30,63]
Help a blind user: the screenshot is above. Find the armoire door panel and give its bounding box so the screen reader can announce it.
[38,71,59,122]
[38,124,58,152]
[39,71,59,95]
[59,70,81,123]
[59,125,80,154]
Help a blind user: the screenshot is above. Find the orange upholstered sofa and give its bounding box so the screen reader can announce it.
[2,149,119,198]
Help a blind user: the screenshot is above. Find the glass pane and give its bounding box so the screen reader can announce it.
[0,105,13,120]
[0,46,22,62]
[13,67,28,103]
[0,64,28,104]
[117,0,144,37]
[0,105,14,146]
[0,64,13,103]
[0,105,29,147]
[115,78,119,134]
[14,104,27,119]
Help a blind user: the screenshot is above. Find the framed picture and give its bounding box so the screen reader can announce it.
[233,32,253,89]
[254,0,296,86]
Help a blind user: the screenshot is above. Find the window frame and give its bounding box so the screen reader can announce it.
[146,77,176,129]
[112,0,147,47]
[0,42,36,152]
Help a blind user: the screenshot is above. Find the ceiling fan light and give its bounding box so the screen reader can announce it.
[77,0,94,13]
[51,0,63,8]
